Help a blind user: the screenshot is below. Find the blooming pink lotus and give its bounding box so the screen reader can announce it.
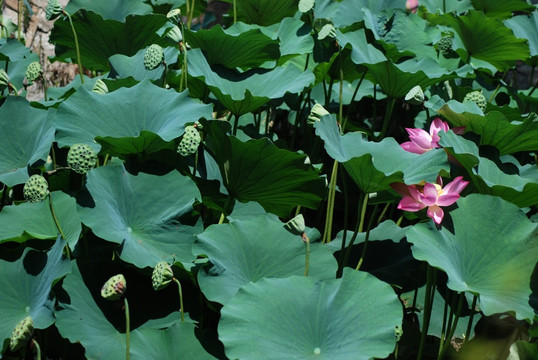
[391,176,469,224]
[406,0,418,13]
[401,118,463,154]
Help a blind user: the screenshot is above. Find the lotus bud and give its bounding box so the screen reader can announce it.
[307,103,330,124]
[10,316,34,351]
[0,68,10,88]
[318,24,337,40]
[101,274,126,301]
[298,0,315,13]
[284,214,306,236]
[165,25,183,44]
[92,79,109,94]
[404,85,424,105]
[152,261,174,291]
[46,0,63,21]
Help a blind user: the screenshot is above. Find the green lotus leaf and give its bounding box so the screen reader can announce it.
[314,115,449,192]
[219,269,403,360]
[204,121,326,217]
[407,194,538,320]
[363,8,437,61]
[330,0,407,28]
[55,263,215,360]
[185,25,280,69]
[221,0,299,26]
[439,131,538,208]
[0,237,70,352]
[65,0,152,21]
[505,12,538,64]
[187,48,315,116]
[425,10,530,70]
[50,11,168,71]
[419,0,473,13]
[109,46,179,81]
[470,0,535,19]
[77,164,202,269]
[0,39,39,90]
[336,28,387,65]
[438,104,538,155]
[193,215,337,304]
[276,17,314,59]
[0,191,81,250]
[54,80,212,156]
[0,97,54,186]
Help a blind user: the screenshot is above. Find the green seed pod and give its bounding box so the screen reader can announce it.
[307,103,329,125]
[152,261,174,291]
[46,0,63,21]
[143,44,164,70]
[165,25,183,44]
[67,144,98,174]
[10,316,34,352]
[436,35,453,56]
[92,79,109,95]
[23,175,49,203]
[177,125,201,156]
[0,69,10,88]
[25,62,42,83]
[318,23,336,40]
[284,214,306,236]
[404,85,424,105]
[101,274,126,301]
[298,0,315,13]
[463,90,487,112]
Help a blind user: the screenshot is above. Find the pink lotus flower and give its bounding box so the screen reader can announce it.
[401,118,463,154]
[406,0,418,13]
[391,176,469,224]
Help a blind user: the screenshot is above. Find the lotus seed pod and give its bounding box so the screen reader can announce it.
[165,25,183,43]
[307,103,330,124]
[144,44,165,70]
[463,90,487,112]
[167,8,181,19]
[92,79,109,94]
[0,68,10,88]
[394,325,403,342]
[25,62,42,83]
[318,23,337,40]
[67,144,98,174]
[10,316,34,352]
[436,35,453,56]
[46,0,63,20]
[284,214,306,236]
[101,274,126,301]
[177,125,201,156]
[404,85,424,105]
[298,0,315,13]
[23,175,49,203]
[152,261,174,291]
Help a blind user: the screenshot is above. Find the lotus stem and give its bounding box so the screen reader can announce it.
[464,294,478,343]
[233,0,237,24]
[438,292,464,360]
[417,265,436,360]
[232,114,240,136]
[339,193,365,276]
[303,233,310,276]
[32,339,42,360]
[64,12,84,84]
[378,97,396,140]
[173,278,185,322]
[17,0,21,41]
[322,160,338,243]
[124,298,130,360]
[356,203,378,271]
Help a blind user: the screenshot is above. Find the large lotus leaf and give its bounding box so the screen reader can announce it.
[0,39,39,89]
[425,10,530,70]
[505,12,538,64]
[50,11,168,71]
[438,104,538,155]
[109,46,179,81]
[0,97,54,186]
[471,0,535,19]
[364,58,473,98]
[65,0,152,21]
[187,48,315,116]
[221,0,299,26]
[330,0,407,28]
[0,237,70,352]
[419,0,473,13]
[54,80,212,155]
[77,165,202,269]
[185,25,280,69]
[314,115,449,192]
[336,28,387,65]
[55,263,215,360]
[0,38,34,62]
[219,269,403,360]
[407,194,538,320]
[193,215,337,304]
[204,121,325,217]
[439,131,538,208]
[0,191,81,250]
[363,8,437,61]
